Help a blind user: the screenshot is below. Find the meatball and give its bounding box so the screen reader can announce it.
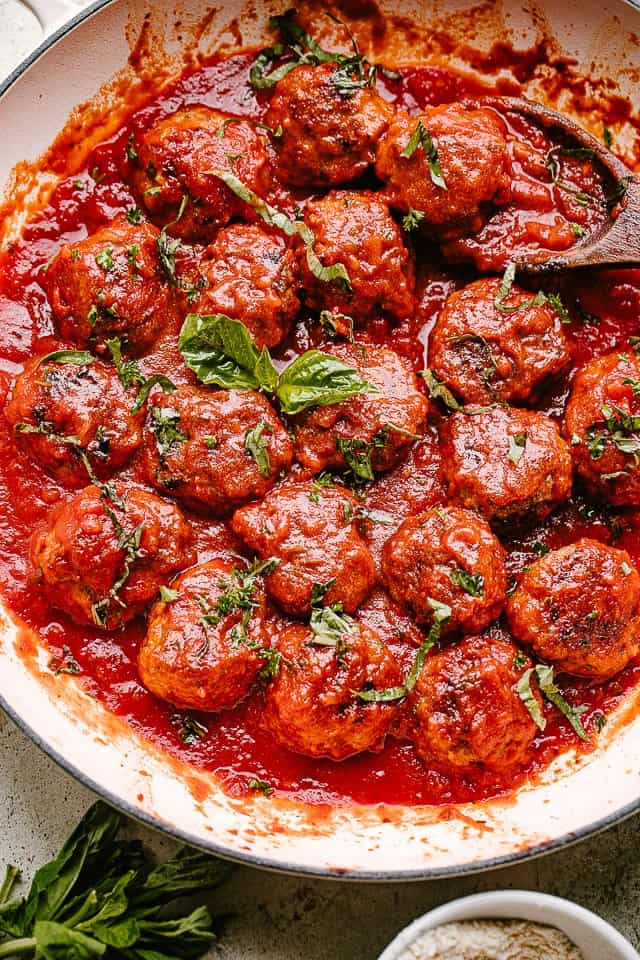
[428,278,570,405]
[442,406,573,523]
[375,104,509,235]
[265,63,393,187]
[300,190,415,323]
[130,107,271,242]
[293,342,428,475]
[139,559,272,712]
[381,506,507,634]
[194,224,300,349]
[142,386,293,515]
[30,484,195,629]
[5,352,142,487]
[263,620,401,760]
[232,480,376,617]
[46,216,177,355]
[507,539,640,679]
[565,351,640,506]
[410,634,541,773]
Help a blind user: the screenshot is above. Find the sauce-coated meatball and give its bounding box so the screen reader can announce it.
[232,480,376,617]
[442,406,573,523]
[195,224,300,349]
[30,484,194,629]
[131,108,270,242]
[381,506,507,634]
[293,342,428,475]
[565,352,640,506]
[265,63,393,187]
[139,558,272,712]
[301,190,415,323]
[375,104,509,235]
[428,279,570,405]
[263,620,401,760]
[410,634,541,772]
[46,216,177,355]
[142,386,293,515]
[507,539,640,679]
[5,353,142,487]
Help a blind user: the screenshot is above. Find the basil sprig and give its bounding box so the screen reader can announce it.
[179,313,375,415]
[206,169,351,290]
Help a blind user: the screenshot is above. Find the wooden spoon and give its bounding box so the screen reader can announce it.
[476,95,640,273]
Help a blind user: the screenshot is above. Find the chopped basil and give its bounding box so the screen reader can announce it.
[171,714,208,744]
[401,120,447,189]
[126,133,138,163]
[508,431,527,466]
[149,406,188,461]
[245,420,273,477]
[494,262,546,315]
[106,337,174,412]
[516,669,546,731]
[50,645,82,676]
[603,128,613,148]
[517,663,589,741]
[179,313,374,415]
[310,603,357,651]
[513,650,528,670]
[401,208,426,232]
[35,349,94,368]
[159,585,180,603]
[532,541,550,557]
[132,375,176,414]
[257,647,283,679]
[621,561,633,576]
[95,247,114,272]
[308,471,334,502]
[205,169,351,289]
[420,368,462,411]
[571,223,585,238]
[126,206,142,224]
[248,778,274,796]
[594,711,607,733]
[336,436,375,483]
[156,227,181,286]
[91,520,145,627]
[200,557,279,644]
[623,377,640,397]
[449,569,484,597]
[205,436,218,450]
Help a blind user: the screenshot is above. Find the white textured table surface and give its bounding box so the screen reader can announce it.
[1,710,640,958]
[1,3,640,956]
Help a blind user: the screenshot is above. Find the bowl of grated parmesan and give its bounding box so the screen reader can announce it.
[378,891,639,960]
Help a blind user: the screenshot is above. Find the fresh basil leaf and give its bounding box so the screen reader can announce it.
[132,376,176,414]
[131,848,231,907]
[277,350,375,415]
[205,169,351,289]
[33,921,106,959]
[36,350,94,369]
[179,313,273,391]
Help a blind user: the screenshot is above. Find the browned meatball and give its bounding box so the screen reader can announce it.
[410,634,541,773]
[293,342,428,476]
[46,216,177,355]
[142,386,293,516]
[565,352,640,506]
[139,559,273,712]
[263,620,401,760]
[507,539,640,679]
[300,191,415,323]
[442,406,573,523]
[30,484,195,629]
[194,224,300,349]
[232,480,376,618]
[428,279,571,405]
[5,352,142,487]
[130,108,271,242]
[375,104,509,235]
[381,506,507,634]
[265,63,393,187]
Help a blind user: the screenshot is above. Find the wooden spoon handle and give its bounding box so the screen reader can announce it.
[519,177,640,273]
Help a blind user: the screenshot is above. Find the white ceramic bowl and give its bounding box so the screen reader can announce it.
[378,891,640,960]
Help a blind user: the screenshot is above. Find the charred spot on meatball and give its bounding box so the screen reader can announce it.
[265,63,393,188]
[130,107,271,242]
[142,385,293,516]
[410,633,541,773]
[293,342,428,476]
[30,484,195,629]
[194,224,301,349]
[300,190,416,325]
[565,351,640,506]
[139,558,274,712]
[507,538,640,680]
[46,216,178,355]
[441,405,573,524]
[428,278,571,405]
[375,104,509,236]
[231,480,376,618]
[381,506,507,634]
[262,619,401,760]
[5,352,143,487]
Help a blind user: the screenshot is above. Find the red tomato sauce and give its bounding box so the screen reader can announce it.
[0,51,639,807]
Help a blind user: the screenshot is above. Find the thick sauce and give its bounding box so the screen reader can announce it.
[0,50,639,806]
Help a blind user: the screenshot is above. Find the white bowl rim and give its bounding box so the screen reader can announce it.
[378,890,640,959]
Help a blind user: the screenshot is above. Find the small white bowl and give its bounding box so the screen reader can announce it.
[378,890,639,960]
